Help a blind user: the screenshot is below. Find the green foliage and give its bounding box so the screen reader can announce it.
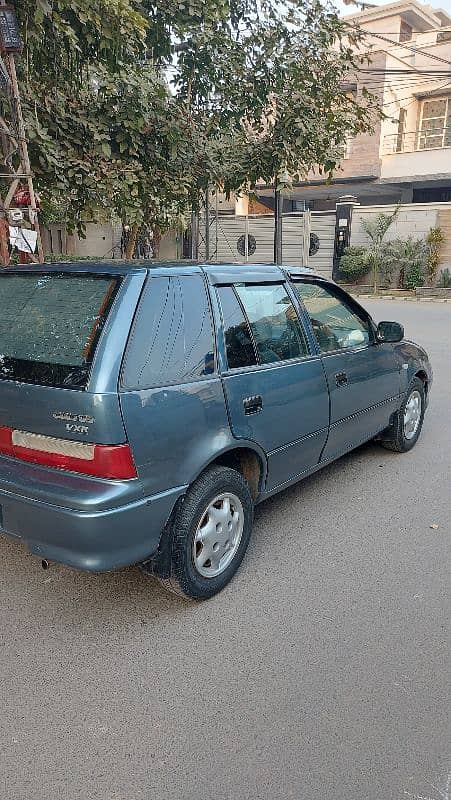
[43,254,102,263]
[425,226,445,285]
[12,0,381,241]
[382,237,428,289]
[339,246,371,280]
[16,0,147,82]
[361,206,400,292]
[361,207,400,249]
[437,267,451,288]
[404,262,426,291]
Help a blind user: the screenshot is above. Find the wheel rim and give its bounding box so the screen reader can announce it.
[192,492,244,579]
[403,389,422,440]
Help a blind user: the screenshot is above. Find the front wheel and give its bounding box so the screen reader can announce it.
[379,377,426,453]
[142,466,254,601]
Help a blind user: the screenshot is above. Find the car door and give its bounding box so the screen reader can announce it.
[291,279,402,462]
[215,280,330,491]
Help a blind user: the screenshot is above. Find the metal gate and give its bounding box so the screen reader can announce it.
[196,209,336,276]
[307,211,336,277]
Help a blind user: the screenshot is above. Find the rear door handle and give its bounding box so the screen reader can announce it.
[335,371,348,388]
[243,395,263,415]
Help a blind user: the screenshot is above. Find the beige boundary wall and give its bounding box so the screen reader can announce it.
[42,222,180,261]
[350,202,451,275]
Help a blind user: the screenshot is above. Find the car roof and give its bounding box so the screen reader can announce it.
[1,260,326,281]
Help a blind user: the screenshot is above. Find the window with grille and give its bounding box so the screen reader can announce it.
[399,20,413,42]
[418,98,451,150]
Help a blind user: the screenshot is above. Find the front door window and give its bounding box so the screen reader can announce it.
[292,282,372,353]
[234,283,310,364]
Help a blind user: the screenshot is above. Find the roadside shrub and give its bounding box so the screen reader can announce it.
[426,227,445,285]
[381,237,428,289]
[338,246,371,280]
[43,254,106,263]
[438,267,451,288]
[404,262,425,290]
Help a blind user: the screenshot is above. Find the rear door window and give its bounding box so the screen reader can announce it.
[235,284,310,364]
[122,274,215,389]
[217,286,257,369]
[0,272,120,389]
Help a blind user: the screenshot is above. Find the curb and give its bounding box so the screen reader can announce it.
[351,294,450,304]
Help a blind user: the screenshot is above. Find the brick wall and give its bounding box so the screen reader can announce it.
[306,51,386,184]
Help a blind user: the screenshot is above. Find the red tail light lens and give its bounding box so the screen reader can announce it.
[0,426,136,479]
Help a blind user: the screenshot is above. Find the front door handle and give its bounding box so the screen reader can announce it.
[243,395,263,415]
[335,371,348,388]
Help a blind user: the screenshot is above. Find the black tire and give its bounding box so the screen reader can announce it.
[379,377,426,453]
[142,466,254,601]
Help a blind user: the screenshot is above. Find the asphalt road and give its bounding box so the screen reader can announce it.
[0,300,450,800]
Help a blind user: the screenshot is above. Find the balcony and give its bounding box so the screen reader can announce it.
[383,127,451,155]
[381,128,451,180]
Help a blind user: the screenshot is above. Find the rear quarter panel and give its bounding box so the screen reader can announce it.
[120,379,239,494]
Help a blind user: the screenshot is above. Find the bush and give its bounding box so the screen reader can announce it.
[381,237,428,289]
[43,254,108,263]
[338,246,371,280]
[438,267,451,288]
[426,227,445,285]
[404,262,425,290]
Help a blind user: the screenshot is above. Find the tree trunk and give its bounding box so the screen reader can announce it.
[125,223,139,260]
[152,226,162,259]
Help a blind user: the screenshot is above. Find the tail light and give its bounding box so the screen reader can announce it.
[0,426,136,479]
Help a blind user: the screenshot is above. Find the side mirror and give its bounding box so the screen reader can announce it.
[376,321,404,343]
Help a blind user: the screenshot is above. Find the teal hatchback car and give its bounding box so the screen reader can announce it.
[0,263,432,599]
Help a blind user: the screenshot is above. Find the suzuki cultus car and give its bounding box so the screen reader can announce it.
[0,263,432,599]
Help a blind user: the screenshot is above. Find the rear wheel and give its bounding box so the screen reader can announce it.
[379,377,426,453]
[142,466,254,600]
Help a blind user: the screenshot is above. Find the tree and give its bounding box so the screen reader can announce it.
[12,0,381,254]
[425,227,445,286]
[361,206,400,293]
[164,0,379,190]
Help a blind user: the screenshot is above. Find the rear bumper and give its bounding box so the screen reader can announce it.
[0,483,186,572]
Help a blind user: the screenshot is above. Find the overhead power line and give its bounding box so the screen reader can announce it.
[354,29,451,66]
[359,68,451,74]
[355,29,450,34]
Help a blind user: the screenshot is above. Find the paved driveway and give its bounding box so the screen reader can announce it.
[0,300,449,800]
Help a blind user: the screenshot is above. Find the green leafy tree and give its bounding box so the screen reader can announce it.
[12,0,381,256]
[425,227,445,286]
[361,206,400,293]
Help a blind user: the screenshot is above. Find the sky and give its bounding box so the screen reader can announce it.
[335,0,451,15]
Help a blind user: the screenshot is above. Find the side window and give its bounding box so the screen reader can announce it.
[122,275,215,388]
[235,284,309,365]
[292,281,371,353]
[217,286,257,369]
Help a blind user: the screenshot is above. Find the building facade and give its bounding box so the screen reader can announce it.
[255,0,451,210]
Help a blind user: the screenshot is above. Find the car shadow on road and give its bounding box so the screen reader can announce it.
[0,438,396,625]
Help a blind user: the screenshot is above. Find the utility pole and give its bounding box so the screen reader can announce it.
[0,1,43,266]
[273,183,283,265]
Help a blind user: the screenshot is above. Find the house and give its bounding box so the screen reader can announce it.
[255,0,451,211]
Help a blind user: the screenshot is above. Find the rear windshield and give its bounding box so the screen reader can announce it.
[0,273,120,389]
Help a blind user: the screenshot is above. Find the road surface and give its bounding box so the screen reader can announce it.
[0,299,449,800]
